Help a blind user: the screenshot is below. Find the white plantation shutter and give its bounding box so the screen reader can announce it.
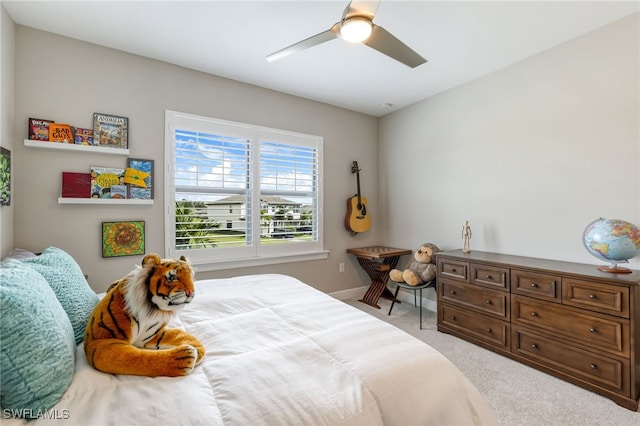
[258,135,319,241]
[174,129,253,250]
[165,111,323,267]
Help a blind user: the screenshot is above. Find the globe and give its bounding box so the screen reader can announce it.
[582,218,640,273]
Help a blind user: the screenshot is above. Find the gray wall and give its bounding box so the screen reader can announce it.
[379,14,640,276]
[0,4,15,258]
[12,26,379,293]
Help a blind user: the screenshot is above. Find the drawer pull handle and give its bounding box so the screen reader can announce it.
[590,364,597,370]
[450,290,456,295]
[485,275,492,279]
[530,312,537,317]
[589,294,597,300]
[531,344,538,349]
[485,300,492,304]
[486,328,492,333]
[450,316,456,320]
[451,268,457,273]
[589,328,597,333]
[530,283,538,288]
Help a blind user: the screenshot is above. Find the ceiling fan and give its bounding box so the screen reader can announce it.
[266,0,427,68]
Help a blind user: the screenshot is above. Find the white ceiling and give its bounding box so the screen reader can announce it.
[4,1,639,117]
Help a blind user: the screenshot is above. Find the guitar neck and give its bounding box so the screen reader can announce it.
[356,171,362,206]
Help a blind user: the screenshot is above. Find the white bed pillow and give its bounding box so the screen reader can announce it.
[3,248,37,261]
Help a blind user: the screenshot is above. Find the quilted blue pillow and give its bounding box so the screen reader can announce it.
[0,259,75,418]
[23,247,99,344]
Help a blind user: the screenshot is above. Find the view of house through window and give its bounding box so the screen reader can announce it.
[165,111,323,265]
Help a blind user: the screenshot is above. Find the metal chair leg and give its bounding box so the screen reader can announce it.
[388,285,401,315]
[419,288,423,329]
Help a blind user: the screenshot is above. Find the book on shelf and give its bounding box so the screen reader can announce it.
[109,185,127,199]
[49,123,74,143]
[61,172,91,198]
[28,118,54,141]
[72,127,95,146]
[125,158,153,200]
[90,167,125,199]
[93,113,128,149]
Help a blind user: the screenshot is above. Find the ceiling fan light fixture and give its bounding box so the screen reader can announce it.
[339,17,372,43]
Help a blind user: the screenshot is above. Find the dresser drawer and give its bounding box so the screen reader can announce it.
[438,259,469,282]
[511,269,560,302]
[439,304,509,349]
[562,278,630,318]
[471,264,509,289]
[440,279,509,319]
[512,296,628,356]
[513,328,629,396]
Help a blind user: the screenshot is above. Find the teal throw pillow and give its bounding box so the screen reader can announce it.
[23,247,99,344]
[0,259,75,418]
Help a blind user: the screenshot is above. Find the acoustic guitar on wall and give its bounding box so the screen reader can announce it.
[345,161,371,234]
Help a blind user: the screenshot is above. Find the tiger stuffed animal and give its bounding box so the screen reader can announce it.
[84,254,205,377]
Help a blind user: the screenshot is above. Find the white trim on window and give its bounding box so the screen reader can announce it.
[164,110,326,269]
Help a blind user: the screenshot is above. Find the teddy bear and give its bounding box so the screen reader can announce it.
[389,243,441,286]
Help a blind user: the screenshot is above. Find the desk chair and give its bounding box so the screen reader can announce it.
[388,279,436,329]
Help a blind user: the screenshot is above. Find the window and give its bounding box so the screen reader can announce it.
[165,110,326,270]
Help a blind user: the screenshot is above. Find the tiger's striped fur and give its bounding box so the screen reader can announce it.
[84,254,205,377]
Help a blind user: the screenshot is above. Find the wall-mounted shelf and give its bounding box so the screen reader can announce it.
[58,197,153,205]
[24,139,129,156]
[25,138,147,205]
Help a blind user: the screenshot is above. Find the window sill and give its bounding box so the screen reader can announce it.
[190,250,330,272]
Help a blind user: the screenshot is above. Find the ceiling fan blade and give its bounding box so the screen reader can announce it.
[342,0,380,20]
[363,24,427,68]
[267,24,340,62]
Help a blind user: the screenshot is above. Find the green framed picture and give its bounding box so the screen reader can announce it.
[1,147,10,206]
[102,221,145,258]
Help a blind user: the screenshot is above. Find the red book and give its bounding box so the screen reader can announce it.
[61,172,91,198]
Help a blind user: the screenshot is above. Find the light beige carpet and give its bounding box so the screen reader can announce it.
[346,297,640,426]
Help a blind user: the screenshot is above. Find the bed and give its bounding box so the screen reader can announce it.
[2,259,495,425]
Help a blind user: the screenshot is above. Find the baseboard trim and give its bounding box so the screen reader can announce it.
[330,285,436,312]
[392,287,437,312]
[329,286,368,301]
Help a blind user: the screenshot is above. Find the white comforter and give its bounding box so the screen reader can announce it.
[10,274,495,425]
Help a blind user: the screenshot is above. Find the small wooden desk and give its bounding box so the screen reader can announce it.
[347,246,412,309]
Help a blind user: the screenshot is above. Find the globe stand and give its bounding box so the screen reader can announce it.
[597,261,633,274]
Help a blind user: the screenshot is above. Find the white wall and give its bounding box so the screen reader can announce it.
[12,27,379,293]
[0,4,15,258]
[379,14,640,273]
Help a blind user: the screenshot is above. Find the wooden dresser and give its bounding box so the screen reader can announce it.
[435,249,640,410]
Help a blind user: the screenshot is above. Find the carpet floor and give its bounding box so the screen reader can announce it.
[346,296,640,426]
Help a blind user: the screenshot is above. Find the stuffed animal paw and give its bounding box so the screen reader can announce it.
[165,345,199,376]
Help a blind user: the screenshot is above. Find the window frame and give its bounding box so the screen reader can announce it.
[164,110,327,271]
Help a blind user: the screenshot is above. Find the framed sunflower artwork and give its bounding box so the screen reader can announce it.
[102,221,145,258]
